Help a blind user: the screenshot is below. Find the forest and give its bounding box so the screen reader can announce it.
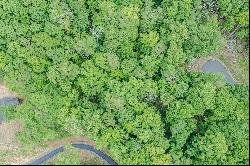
[0,0,249,165]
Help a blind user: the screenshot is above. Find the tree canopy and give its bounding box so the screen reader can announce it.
[0,0,248,165]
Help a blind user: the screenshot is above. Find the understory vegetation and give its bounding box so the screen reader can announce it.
[0,0,248,165]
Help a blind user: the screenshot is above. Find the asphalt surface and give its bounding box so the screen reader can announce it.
[26,146,64,165]
[25,142,117,165]
[0,97,19,106]
[201,59,236,84]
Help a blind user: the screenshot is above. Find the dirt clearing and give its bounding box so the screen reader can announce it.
[0,84,16,99]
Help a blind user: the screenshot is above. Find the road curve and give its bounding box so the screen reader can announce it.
[201,59,236,84]
[25,142,117,165]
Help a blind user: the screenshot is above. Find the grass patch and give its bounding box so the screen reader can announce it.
[238,56,249,83]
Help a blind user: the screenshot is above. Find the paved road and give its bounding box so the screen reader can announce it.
[0,97,19,106]
[25,142,117,165]
[202,59,236,84]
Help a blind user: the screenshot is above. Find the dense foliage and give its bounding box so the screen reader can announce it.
[0,0,248,165]
[202,0,249,41]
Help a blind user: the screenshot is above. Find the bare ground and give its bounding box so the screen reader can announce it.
[0,120,23,146]
[0,120,27,165]
[0,83,17,99]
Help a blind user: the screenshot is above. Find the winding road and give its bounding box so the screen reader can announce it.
[25,142,117,165]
